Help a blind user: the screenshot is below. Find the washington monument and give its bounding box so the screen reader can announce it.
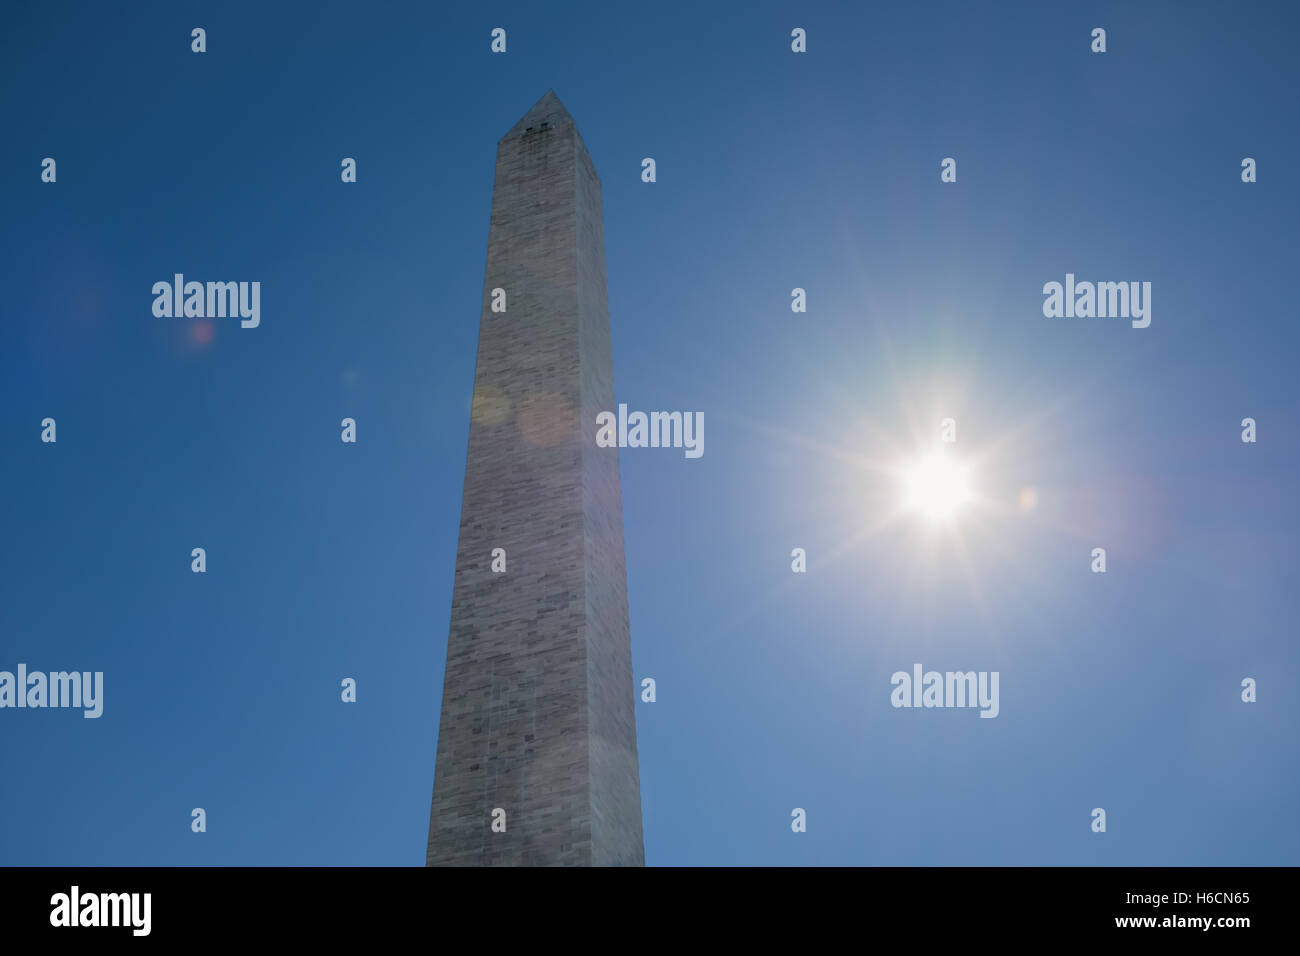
[426,92,645,866]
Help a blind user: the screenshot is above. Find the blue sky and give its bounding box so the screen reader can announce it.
[2,0,1297,865]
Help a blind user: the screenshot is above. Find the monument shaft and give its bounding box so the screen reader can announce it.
[426,92,644,866]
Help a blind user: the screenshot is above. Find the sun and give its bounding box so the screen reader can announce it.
[900,449,973,522]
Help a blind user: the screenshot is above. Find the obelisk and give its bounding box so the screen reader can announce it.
[426,91,644,866]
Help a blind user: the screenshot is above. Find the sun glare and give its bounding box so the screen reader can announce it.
[901,450,973,522]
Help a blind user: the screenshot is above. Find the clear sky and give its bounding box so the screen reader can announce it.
[2,0,1297,865]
